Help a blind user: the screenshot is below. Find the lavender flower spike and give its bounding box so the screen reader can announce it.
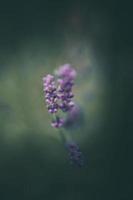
[56,64,77,112]
[66,141,84,167]
[43,74,58,114]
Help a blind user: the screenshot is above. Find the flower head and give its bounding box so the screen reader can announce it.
[55,64,77,79]
[56,64,76,112]
[43,74,58,113]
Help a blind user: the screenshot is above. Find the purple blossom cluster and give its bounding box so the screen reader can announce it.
[43,64,76,128]
[56,64,76,112]
[66,141,84,167]
[43,74,58,114]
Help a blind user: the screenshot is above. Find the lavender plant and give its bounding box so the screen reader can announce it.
[43,64,84,167]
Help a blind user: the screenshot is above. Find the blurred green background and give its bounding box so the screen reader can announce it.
[0,1,132,199]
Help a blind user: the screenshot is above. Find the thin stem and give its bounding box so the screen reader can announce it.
[58,128,66,144]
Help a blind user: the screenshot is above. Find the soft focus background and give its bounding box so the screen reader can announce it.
[0,1,132,199]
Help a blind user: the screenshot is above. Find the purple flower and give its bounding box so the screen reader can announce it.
[43,74,58,114]
[56,64,77,79]
[66,141,84,167]
[43,64,77,128]
[56,64,76,112]
[51,116,64,128]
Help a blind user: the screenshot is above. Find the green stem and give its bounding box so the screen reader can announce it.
[58,128,66,143]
